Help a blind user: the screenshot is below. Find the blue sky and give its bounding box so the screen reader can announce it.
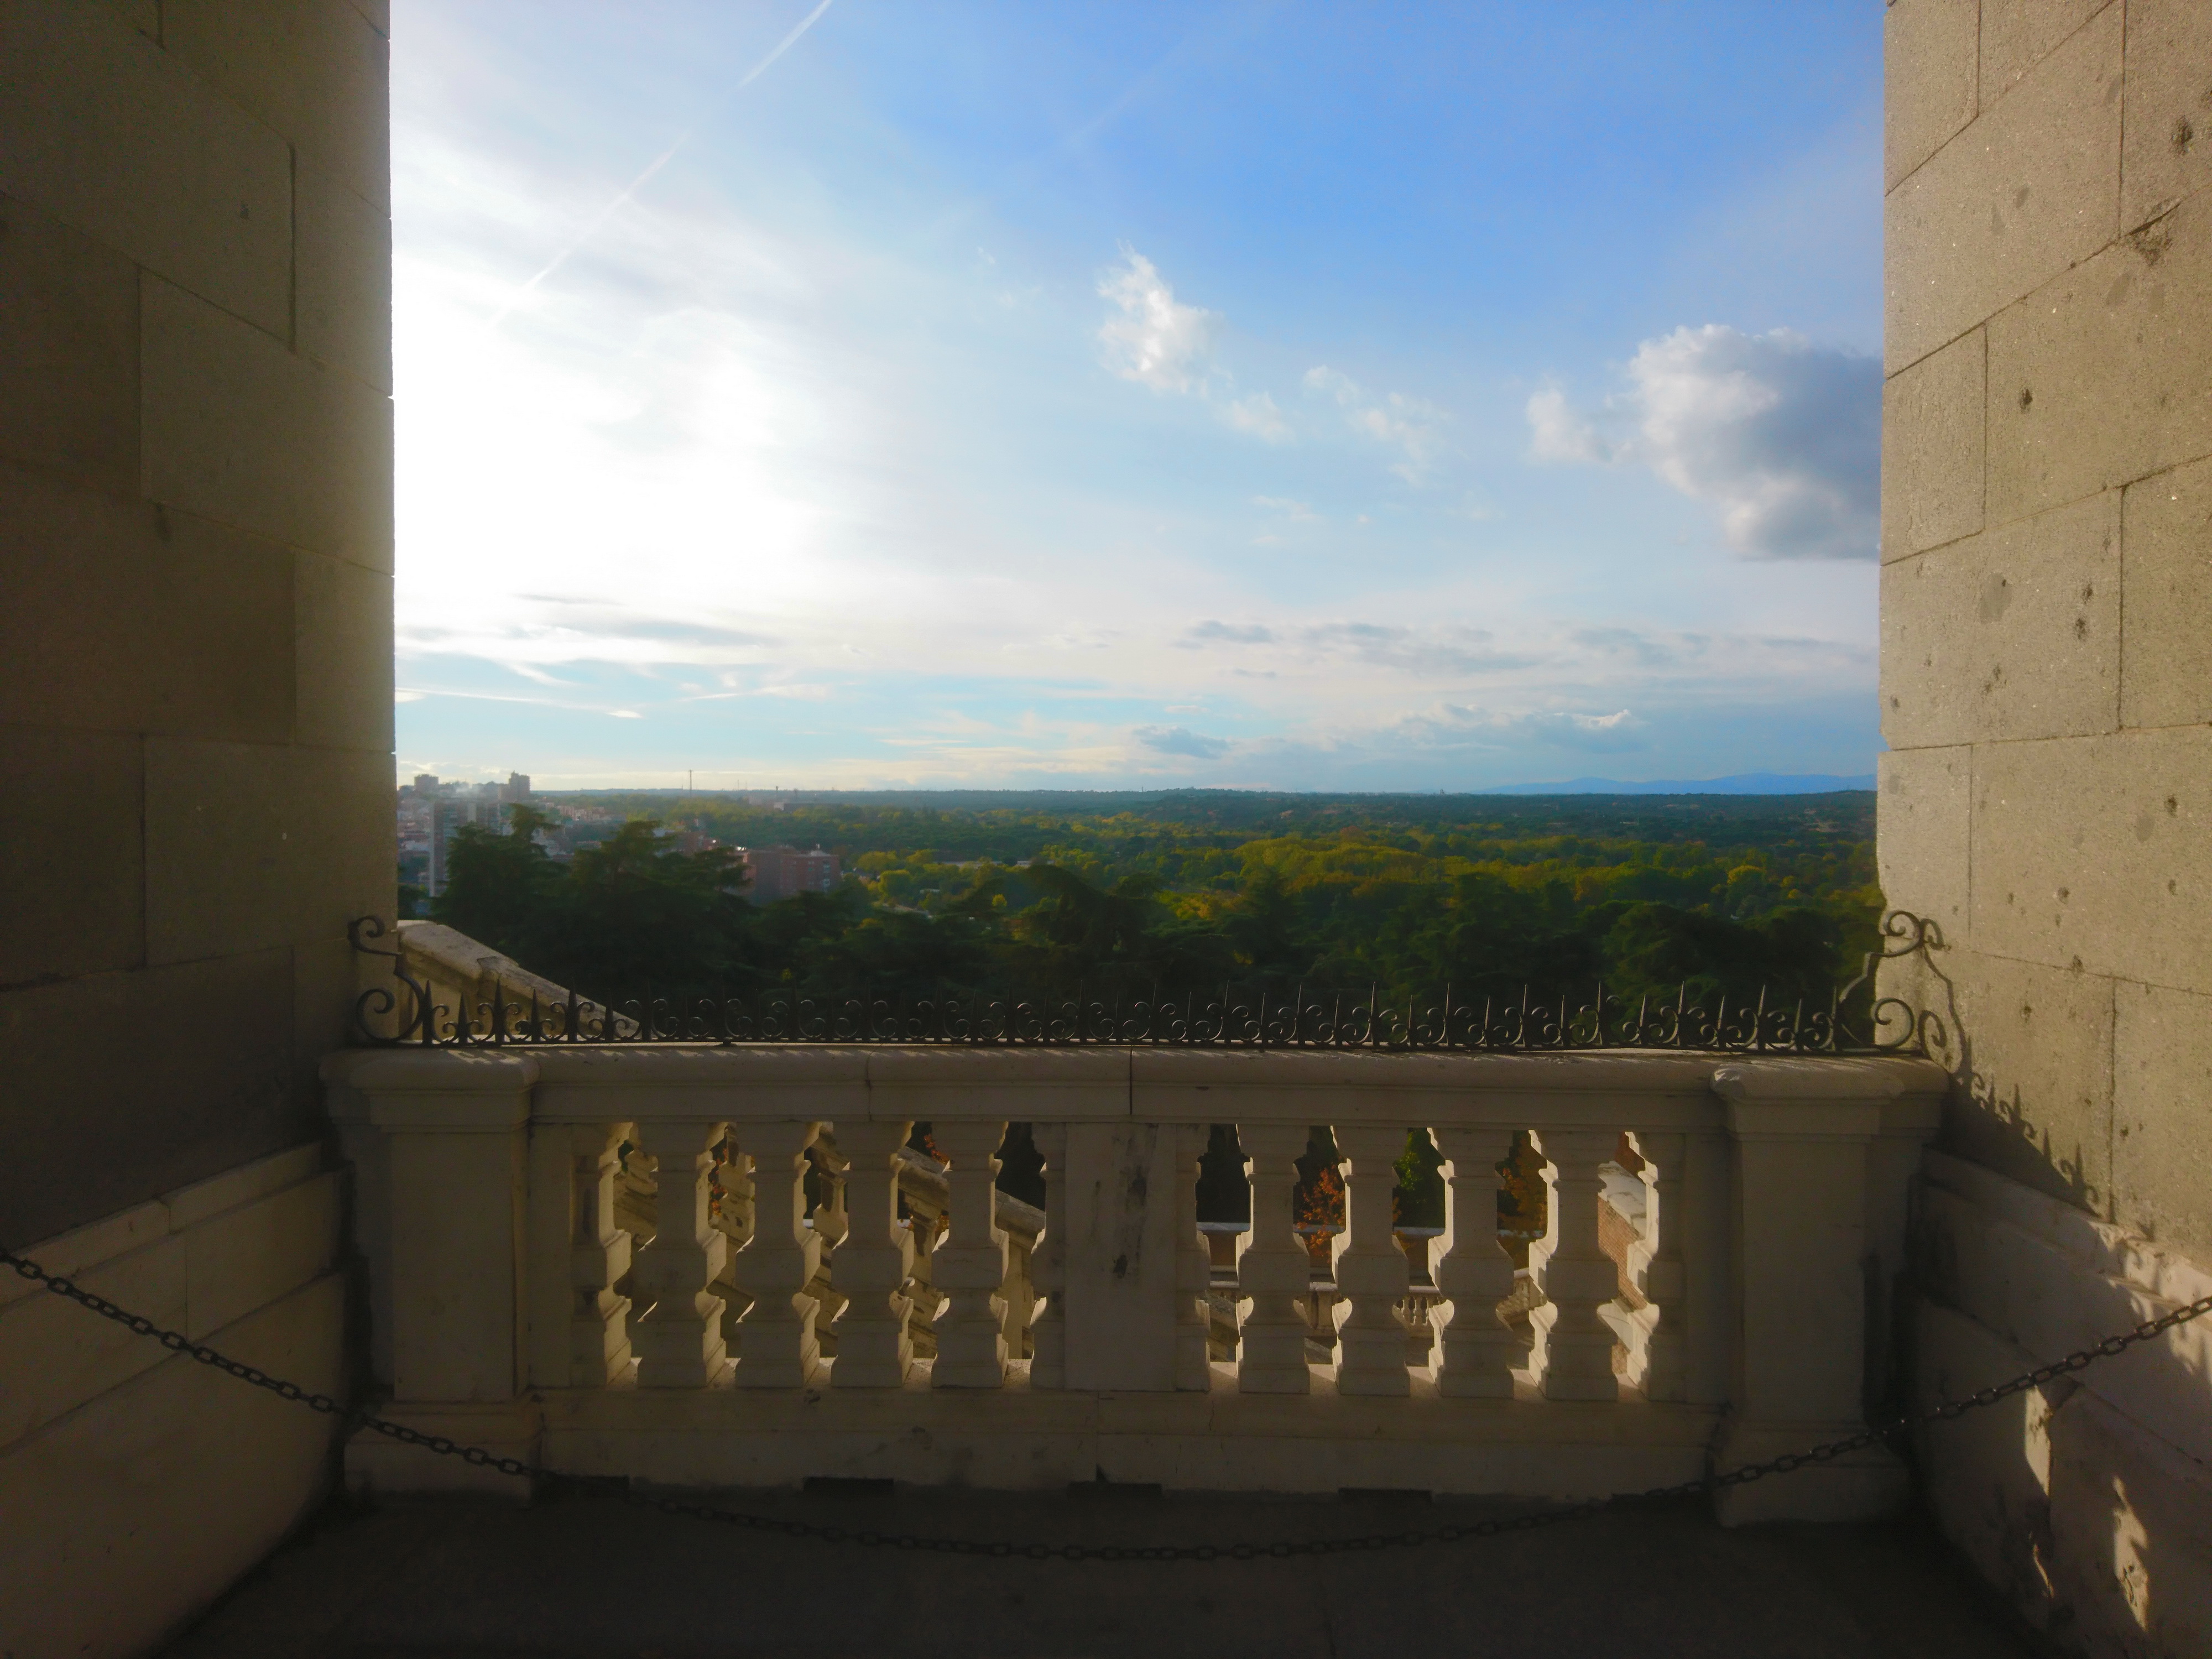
[391,1,1884,791]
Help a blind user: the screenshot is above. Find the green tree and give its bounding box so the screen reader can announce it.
[432,804,565,958]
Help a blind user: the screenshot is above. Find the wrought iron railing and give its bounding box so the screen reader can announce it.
[348,911,1949,1057]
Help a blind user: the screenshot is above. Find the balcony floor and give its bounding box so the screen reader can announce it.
[161,1483,2041,1658]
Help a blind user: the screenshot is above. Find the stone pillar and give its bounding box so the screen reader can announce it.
[527,1119,631,1388]
[1526,1129,1621,1402]
[629,1118,729,1388]
[1028,1123,1068,1389]
[929,1120,1009,1389]
[351,1051,540,1491]
[1235,1123,1313,1394]
[1712,1065,1905,1524]
[830,1120,915,1389]
[731,1120,825,1389]
[1433,1125,1517,1399]
[1331,1124,1412,1396]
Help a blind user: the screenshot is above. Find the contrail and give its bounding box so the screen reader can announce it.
[483,0,836,333]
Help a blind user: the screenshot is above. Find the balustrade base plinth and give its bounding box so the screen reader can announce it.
[522,1363,1720,1498]
[1711,1421,1910,1525]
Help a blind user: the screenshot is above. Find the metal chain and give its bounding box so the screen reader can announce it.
[8,1247,2206,1561]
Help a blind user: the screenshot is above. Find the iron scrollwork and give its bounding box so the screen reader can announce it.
[348,910,1947,1057]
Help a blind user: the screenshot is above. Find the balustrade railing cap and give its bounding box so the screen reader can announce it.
[1711,1057,1942,1102]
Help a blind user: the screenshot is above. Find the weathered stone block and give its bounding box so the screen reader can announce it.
[1881,327,1984,561]
[290,745,398,948]
[295,159,393,393]
[1979,0,2112,109]
[184,1169,341,1338]
[1884,0,1978,190]
[0,190,137,492]
[1945,947,2114,1213]
[0,463,294,742]
[145,738,298,964]
[163,0,392,211]
[1885,3,2121,373]
[0,1224,185,1450]
[2120,452,2212,730]
[293,935,366,1099]
[1876,746,1973,946]
[1985,189,2212,523]
[143,737,386,965]
[0,727,144,988]
[0,953,301,1249]
[2120,0,2212,230]
[0,1276,343,1659]
[1881,491,2119,747]
[1969,727,2212,987]
[0,0,291,337]
[141,275,395,572]
[105,0,160,37]
[295,551,394,750]
[2113,979,2212,1261]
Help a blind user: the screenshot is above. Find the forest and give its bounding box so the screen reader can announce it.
[427,788,1885,1016]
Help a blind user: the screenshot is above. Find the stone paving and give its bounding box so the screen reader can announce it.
[163,1485,2045,1658]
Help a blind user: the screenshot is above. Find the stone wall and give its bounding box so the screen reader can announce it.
[1882,3,2212,1651]
[0,0,396,1249]
[0,1141,347,1658]
[1881,0,2211,1271]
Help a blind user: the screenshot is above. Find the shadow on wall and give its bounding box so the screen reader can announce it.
[1880,941,2104,1223]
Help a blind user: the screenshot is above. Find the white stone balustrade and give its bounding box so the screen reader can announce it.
[324,1045,1945,1520]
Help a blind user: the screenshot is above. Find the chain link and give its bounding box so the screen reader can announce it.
[8,1248,2207,1561]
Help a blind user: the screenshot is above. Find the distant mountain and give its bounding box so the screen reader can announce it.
[1486,772,1876,796]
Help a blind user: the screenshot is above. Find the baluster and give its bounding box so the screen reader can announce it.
[830,1120,914,1389]
[1235,1123,1312,1394]
[566,1122,633,1383]
[929,1119,1009,1389]
[630,1119,729,1388]
[1527,1129,1622,1401]
[1029,1123,1068,1390]
[1331,1124,1412,1396]
[1623,1130,1687,1401]
[526,1120,633,1388]
[811,1139,851,1249]
[1175,1123,1213,1391]
[731,1120,826,1388]
[1432,1125,1517,1398]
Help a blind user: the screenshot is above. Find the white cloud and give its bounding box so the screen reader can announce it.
[1222,391,1291,441]
[1133,724,1234,759]
[1525,384,1608,463]
[1303,366,1447,482]
[1252,495,1314,520]
[1387,703,1648,754]
[1097,247,1218,393]
[1527,325,1879,560]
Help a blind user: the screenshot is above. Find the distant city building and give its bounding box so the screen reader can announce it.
[499,773,531,804]
[739,845,840,904]
[426,797,507,897]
